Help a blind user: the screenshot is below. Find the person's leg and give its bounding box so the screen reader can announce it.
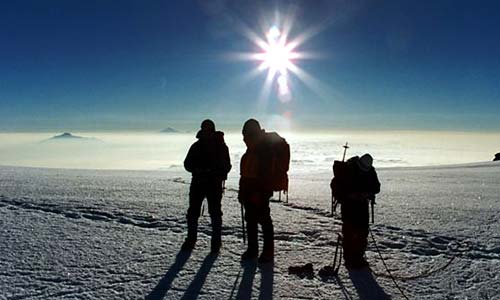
[258,197,274,262]
[184,180,205,249]
[354,202,370,266]
[206,181,223,252]
[342,222,357,268]
[242,203,259,259]
[342,201,370,269]
[349,227,369,268]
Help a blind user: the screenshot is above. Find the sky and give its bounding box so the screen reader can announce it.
[1,0,499,132]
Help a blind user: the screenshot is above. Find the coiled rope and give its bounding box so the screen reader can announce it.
[372,255,456,281]
[369,227,410,300]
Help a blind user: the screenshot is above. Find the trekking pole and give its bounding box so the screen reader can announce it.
[332,233,341,273]
[335,235,343,274]
[371,196,375,224]
[240,204,246,244]
[331,195,335,215]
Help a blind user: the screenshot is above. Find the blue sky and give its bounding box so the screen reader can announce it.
[1,0,499,131]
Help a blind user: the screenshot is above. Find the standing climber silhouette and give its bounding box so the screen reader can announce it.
[182,119,231,254]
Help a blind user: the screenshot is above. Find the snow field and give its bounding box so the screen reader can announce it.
[1,164,500,299]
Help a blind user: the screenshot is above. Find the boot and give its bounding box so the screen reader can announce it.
[210,218,222,254]
[211,239,221,254]
[241,248,258,261]
[243,220,258,261]
[260,220,274,264]
[181,238,196,252]
[259,241,274,264]
[258,248,274,263]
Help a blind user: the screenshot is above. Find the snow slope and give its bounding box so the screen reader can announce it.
[1,163,499,299]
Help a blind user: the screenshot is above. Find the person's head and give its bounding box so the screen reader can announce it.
[242,118,262,147]
[358,154,373,172]
[196,119,216,140]
[200,119,215,133]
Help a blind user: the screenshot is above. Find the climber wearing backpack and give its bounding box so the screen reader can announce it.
[182,119,231,254]
[331,153,380,269]
[238,118,290,263]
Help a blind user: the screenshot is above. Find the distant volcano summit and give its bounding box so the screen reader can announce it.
[160,127,180,133]
[42,132,102,143]
[51,132,84,139]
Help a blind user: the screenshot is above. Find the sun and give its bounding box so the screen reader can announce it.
[254,26,298,76]
[231,13,322,105]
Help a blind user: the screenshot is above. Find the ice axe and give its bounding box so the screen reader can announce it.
[342,142,349,162]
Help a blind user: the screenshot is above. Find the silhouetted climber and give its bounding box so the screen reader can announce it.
[239,119,286,263]
[331,154,380,269]
[182,119,231,253]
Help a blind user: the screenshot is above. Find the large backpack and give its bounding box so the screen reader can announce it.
[330,157,357,200]
[264,132,290,193]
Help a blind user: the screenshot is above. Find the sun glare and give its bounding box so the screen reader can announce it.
[232,12,323,109]
[256,26,296,76]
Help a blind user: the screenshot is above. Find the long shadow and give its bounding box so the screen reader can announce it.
[228,268,242,299]
[235,260,257,300]
[348,269,391,300]
[333,275,354,300]
[258,263,274,300]
[319,272,353,300]
[180,254,218,300]
[145,250,192,300]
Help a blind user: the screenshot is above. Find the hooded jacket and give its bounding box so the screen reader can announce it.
[184,130,231,180]
[239,131,274,197]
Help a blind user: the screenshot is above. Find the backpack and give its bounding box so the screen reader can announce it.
[264,132,290,192]
[331,156,380,200]
[330,158,356,200]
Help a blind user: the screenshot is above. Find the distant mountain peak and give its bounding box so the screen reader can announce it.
[160,127,180,133]
[42,132,103,143]
[52,132,83,139]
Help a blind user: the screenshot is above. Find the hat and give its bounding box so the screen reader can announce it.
[358,154,373,171]
[242,119,261,136]
[201,119,215,132]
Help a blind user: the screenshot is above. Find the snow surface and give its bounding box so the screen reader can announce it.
[1,163,500,299]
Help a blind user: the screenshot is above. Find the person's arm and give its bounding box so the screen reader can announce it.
[222,144,232,175]
[370,169,381,195]
[238,153,249,203]
[184,144,197,173]
[358,169,380,200]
